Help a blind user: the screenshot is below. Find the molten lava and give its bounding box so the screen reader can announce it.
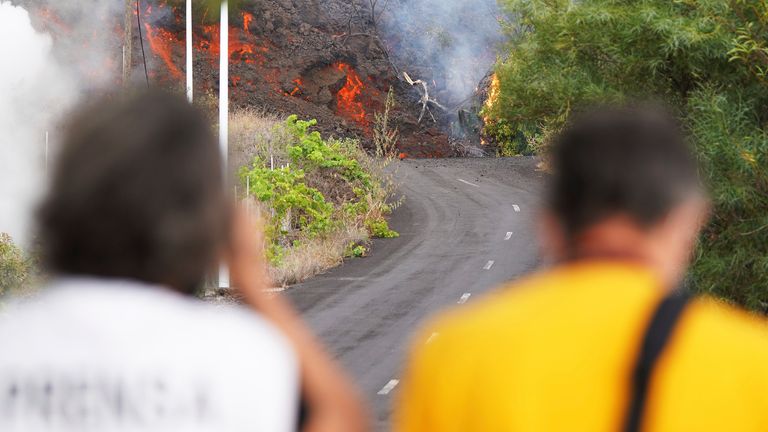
[34,7,71,35]
[243,12,254,31]
[483,73,500,122]
[137,2,272,90]
[334,62,367,126]
[144,24,183,79]
[286,78,303,96]
[198,24,269,66]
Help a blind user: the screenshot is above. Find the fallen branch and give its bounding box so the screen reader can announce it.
[403,71,446,123]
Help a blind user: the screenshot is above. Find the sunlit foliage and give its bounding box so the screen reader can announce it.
[487,0,768,311]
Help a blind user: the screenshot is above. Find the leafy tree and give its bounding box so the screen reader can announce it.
[487,0,768,311]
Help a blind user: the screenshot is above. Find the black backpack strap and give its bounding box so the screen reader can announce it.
[623,290,690,432]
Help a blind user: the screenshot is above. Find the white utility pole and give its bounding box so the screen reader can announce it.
[185,0,193,102]
[45,131,49,175]
[218,0,230,289]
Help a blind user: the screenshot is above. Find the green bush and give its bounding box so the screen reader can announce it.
[366,219,399,239]
[687,89,768,309]
[285,115,373,188]
[240,164,334,239]
[238,115,398,269]
[0,233,32,298]
[488,0,768,311]
[345,243,368,258]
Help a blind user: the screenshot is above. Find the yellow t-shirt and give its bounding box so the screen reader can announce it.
[395,261,768,432]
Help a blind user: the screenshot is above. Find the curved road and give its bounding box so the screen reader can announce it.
[285,158,543,430]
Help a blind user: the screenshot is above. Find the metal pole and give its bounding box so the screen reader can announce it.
[185,0,193,103]
[123,0,133,86]
[219,0,229,171]
[218,0,230,289]
[45,131,49,175]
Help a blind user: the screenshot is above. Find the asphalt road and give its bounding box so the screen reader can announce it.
[284,157,544,430]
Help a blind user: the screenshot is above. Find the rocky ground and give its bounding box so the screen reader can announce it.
[145,0,459,157]
[25,0,501,157]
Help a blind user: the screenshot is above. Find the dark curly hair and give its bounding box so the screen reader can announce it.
[548,104,702,240]
[38,90,230,294]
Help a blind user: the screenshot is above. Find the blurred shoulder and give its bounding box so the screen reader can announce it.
[417,269,564,348]
[191,301,295,359]
[685,296,768,356]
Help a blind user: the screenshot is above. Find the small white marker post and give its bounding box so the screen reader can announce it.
[505,231,513,240]
[185,0,193,103]
[483,260,495,270]
[218,0,230,289]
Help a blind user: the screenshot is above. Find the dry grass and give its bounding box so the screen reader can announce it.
[228,108,294,175]
[229,109,397,286]
[269,224,368,286]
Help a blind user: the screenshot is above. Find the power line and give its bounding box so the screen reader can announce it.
[135,0,150,86]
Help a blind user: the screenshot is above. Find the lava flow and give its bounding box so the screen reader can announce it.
[243,12,254,31]
[198,24,269,66]
[334,62,367,126]
[286,78,303,96]
[484,74,500,116]
[144,24,183,79]
[139,1,269,85]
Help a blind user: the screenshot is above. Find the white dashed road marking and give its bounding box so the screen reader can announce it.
[505,232,513,240]
[377,379,400,395]
[263,287,286,293]
[457,178,480,188]
[513,204,521,212]
[458,293,471,304]
[483,260,495,270]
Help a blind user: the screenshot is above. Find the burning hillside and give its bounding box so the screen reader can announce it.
[21,0,502,157]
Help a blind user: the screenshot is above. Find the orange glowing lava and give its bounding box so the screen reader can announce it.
[483,73,500,122]
[144,23,183,79]
[34,7,71,34]
[334,62,367,125]
[243,12,254,31]
[199,21,269,66]
[286,78,303,96]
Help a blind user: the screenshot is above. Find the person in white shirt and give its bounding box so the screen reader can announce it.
[0,91,367,432]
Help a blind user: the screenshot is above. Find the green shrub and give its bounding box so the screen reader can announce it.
[239,164,334,240]
[345,243,368,258]
[285,115,373,188]
[687,89,768,310]
[0,233,32,298]
[488,0,768,311]
[366,218,399,239]
[236,114,398,275]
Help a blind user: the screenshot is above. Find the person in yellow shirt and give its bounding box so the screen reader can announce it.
[395,106,768,432]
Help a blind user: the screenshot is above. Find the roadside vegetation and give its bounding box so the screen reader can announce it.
[231,107,399,286]
[0,233,35,302]
[484,0,768,311]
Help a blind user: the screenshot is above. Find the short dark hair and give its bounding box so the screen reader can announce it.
[38,90,229,293]
[548,104,701,239]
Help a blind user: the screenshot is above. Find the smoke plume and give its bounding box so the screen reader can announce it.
[0,2,77,246]
[380,0,504,105]
[0,0,125,246]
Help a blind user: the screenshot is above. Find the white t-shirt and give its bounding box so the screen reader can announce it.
[0,277,299,432]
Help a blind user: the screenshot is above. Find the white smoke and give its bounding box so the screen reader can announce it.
[381,0,505,105]
[0,1,77,246]
[0,0,126,247]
